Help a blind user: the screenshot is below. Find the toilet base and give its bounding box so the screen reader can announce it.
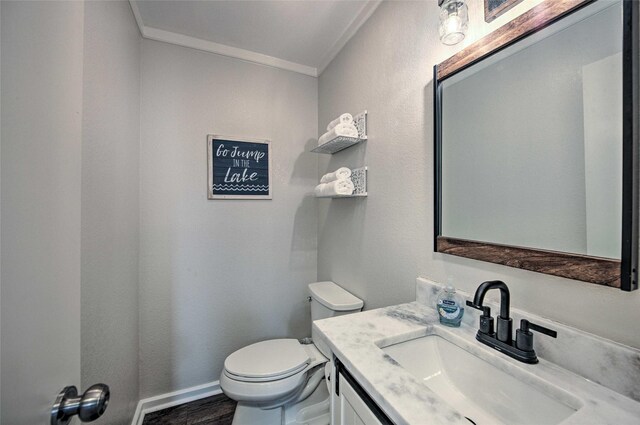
[232,403,282,425]
[231,377,330,425]
[284,376,329,425]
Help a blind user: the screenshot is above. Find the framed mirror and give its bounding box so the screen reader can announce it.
[434,0,638,290]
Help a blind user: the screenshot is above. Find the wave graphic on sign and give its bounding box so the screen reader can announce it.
[212,184,269,191]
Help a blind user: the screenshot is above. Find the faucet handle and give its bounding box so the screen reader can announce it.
[520,319,557,338]
[516,319,557,352]
[465,300,494,335]
[465,300,490,316]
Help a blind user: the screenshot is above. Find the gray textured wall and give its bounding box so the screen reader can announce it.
[81,2,141,424]
[317,0,640,349]
[139,39,318,397]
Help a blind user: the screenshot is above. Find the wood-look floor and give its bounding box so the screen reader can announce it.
[142,394,237,425]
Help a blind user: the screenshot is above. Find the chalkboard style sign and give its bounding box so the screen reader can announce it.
[207,135,272,199]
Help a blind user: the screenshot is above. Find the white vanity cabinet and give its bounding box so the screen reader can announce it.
[332,359,392,425]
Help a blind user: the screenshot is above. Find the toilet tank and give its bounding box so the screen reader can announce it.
[308,281,363,321]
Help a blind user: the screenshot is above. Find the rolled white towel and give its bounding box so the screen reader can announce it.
[318,123,358,146]
[314,179,355,197]
[327,113,353,131]
[321,167,352,184]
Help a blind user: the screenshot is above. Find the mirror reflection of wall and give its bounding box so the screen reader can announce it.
[441,0,622,259]
[582,51,622,258]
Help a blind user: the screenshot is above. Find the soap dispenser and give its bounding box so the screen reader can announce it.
[436,283,464,327]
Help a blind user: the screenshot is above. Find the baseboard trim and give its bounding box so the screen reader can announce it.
[131,380,222,425]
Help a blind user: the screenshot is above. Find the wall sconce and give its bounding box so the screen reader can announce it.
[438,0,469,45]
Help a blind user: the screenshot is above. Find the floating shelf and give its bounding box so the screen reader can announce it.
[316,167,367,198]
[312,111,367,155]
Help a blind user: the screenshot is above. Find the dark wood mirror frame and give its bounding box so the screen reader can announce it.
[434,0,639,290]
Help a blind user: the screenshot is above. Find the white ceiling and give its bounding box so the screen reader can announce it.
[130,0,382,77]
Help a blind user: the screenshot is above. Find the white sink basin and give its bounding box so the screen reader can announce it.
[382,335,581,425]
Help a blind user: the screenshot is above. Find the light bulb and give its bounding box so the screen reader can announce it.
[446,15,462,33]
[439,0,469,46]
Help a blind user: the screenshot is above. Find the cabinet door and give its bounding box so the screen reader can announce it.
[336,373,384,425]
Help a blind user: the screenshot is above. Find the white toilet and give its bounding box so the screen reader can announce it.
[220,281,363,425]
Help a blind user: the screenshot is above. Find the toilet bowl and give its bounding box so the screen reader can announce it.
[220,282,363,425]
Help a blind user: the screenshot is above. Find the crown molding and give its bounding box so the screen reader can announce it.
[129,0,382,78]
[317,0,383,75]
[128,0,145,37]
[129,0,317,77]
[143,26,318,76]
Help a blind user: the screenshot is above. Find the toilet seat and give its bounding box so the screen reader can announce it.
[220,339,328,404]
[221,366,308,403]
[224,339,310,382]
[225,362,308,383]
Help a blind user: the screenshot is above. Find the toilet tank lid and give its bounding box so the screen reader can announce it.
[308,281,363,311]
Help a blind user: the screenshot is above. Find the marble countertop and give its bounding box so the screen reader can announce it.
[312,301,640,425]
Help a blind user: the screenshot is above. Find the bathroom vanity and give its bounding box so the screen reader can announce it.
[333,360,388,425]
[312,278,640,425]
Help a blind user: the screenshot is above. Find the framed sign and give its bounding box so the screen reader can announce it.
[207,135,272,199]
[484,0,525,22]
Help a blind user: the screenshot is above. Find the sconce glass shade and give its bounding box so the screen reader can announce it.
[439,0,469,46]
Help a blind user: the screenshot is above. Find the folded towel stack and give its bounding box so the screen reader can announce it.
[315,167,354,197]
[318,113,358,146]
[318,123,358,146]
[314,179,355,197]
[327,113,353,131]
[320,167,351,183]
